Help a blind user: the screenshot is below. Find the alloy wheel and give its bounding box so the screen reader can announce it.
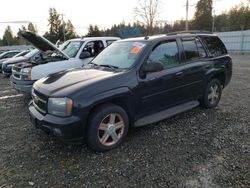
[208,84,220,105]
[98,113,125,146]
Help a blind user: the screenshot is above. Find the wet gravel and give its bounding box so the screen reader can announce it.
[0,54,249,188]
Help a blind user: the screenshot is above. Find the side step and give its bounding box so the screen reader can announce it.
[133,100,199,127]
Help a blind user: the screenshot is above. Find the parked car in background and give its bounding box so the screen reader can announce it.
[1,49,41,75]
[0,50,30,72]
[0,50,20,60]
[14,50,31,58]
[28,31,232,151]
[11,31,120,93]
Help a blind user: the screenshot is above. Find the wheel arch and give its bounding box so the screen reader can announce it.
[85,87,136,127]
[207,70,226,88]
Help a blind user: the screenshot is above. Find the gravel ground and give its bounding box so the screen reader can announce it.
[0,54,249,188]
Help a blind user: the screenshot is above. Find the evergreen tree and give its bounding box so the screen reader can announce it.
[193,0,213,31]
[86,25,101,37]
[2,26,15,46]
[27,22,37,33]
[18,25,28,45]
[65,19,77,39]
[43,8,62,43]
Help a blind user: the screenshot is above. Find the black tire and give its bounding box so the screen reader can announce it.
[86,103,129,152]
[200,78,222,109]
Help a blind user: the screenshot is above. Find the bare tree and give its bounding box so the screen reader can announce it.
[134,0,160,35]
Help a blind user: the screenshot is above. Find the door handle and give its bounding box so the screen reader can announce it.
[175,71,183,77]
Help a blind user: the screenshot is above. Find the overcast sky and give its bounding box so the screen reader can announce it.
[0,0,248,37]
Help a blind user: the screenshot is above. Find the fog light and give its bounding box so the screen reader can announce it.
[53,128,62,136]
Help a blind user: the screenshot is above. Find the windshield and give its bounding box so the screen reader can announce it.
[92,41,147,69]
[13,51,29,58]
[60,41,83,58]
[24,49,39,58]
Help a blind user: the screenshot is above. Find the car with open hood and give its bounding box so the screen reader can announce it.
[10,31,120,93]
[0,50,31,74]
[29,31,232,152]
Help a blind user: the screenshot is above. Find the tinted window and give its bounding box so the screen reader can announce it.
[182,39,200,60]
[148,41,179,68]
[201,36,227,57]
[196,39,207,58]
[182,38,207,61]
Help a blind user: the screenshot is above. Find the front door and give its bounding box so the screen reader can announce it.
[136,39,188,116]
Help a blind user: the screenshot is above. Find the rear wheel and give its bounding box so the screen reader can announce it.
[86,104,129,152]
[200,78,222,108]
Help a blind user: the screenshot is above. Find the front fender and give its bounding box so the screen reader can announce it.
[81,87,134,109]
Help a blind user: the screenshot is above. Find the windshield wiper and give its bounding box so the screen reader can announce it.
[86,62,119,71]
[99,64,119,70]
[88,62,99,67]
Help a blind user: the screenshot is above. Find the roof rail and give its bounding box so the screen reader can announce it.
[166,30,213,36]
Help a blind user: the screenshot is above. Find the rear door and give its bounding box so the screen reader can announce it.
[178,36,211,100]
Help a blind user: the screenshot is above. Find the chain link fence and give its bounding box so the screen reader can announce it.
[216,30,250,53]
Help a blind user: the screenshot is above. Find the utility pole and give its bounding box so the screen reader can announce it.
[212,9,215,32]
[60,14,66,42]
[185,0,189,31]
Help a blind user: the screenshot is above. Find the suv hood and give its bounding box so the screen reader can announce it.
[18,31,69,60]
[34,69,117,96]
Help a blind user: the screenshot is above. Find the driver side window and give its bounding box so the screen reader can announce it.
[83,41,104,57]
[148,40,179,69]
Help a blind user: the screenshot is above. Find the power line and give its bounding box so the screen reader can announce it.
[0,21,38,24]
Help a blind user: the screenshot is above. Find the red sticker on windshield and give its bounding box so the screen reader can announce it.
[130,47,142,55]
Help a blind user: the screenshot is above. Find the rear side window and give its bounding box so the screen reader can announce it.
[201,36,227,57]
[182,38,206,61]
[148,40,179,68]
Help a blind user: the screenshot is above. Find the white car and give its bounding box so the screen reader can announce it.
[10,31,120,93]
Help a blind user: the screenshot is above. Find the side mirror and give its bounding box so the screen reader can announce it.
[142,62,164,73]
[79,51,91,59]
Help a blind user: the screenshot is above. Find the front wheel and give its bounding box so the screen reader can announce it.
[86,104,129,152]
[200,78,222,108]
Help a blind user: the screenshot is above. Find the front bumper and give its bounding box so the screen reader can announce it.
[29,102,86,142]
[10,76,35,94]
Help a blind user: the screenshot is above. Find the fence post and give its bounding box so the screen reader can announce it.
[240,31,245,53]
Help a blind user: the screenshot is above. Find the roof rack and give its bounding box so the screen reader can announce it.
[166,30,213,36]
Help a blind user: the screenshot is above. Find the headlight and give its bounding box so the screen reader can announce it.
[22,68,32,80]
[48,97,73,117]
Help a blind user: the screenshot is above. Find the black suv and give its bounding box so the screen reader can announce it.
[29,31,232,151]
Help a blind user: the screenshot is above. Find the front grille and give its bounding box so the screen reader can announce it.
[32,89,48,114]
[12,65,22,80]
[12,66,22,73]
